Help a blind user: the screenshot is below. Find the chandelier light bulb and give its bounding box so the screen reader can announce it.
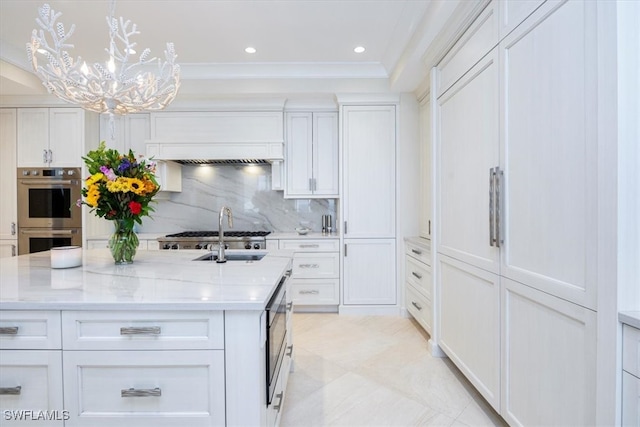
[26,1,180,116]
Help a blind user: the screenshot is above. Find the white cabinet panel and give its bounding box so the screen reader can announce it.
[498,0,545,38]
[0,240,17,258]
[285,112,313,196]
[438,254,500,410]
[501,278,596,426]
[623,371,640,427]
[406,256,432,300]
[499,0,598,309]
[418,98,432,239]
[623,325,640,379]
[279,239,339,252]
[437,48,500,275]
[16,108,49,167]
[0,350,64,426]
[0,109,17,241]
[342,105,396,238]
[343,239,396,305]
[405,283,432,335]
[0,311,61,350]
[291,252,339,279]
[291,279,339,305]
[63,350,225,427]
[313,112,339,196]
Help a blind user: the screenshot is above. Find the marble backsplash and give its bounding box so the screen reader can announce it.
[138,164,337,234]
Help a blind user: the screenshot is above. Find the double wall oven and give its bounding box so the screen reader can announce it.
[17,167,82,255]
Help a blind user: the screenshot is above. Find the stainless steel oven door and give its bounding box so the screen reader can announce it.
[266,274,288,405]
[17,168,82,229]
[18,228,82,255]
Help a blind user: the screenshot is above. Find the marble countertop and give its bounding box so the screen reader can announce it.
[620,311,640,330]
[0,249,293,311]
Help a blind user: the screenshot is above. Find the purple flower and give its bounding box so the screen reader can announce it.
[75,198,82,207]
[117,159,131,173]
[100,166,117,181]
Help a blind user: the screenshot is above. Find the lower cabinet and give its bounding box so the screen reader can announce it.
[343,239,396,305]
[0,350,64,426]
[63,350,225,427]
[0,240,17,258]
[622,324,640,426]
[404,238,432,335]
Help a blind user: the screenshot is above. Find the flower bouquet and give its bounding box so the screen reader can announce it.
[80,141,160,264]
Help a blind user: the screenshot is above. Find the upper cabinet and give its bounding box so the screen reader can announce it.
[418,97,432,239]
[17,108,85,168]
[284,112,339,198]
[99,113,150,156]
[0,109,17,252]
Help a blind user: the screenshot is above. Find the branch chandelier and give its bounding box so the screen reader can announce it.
[27,1,180,117]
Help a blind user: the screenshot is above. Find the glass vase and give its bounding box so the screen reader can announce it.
[109,220,138,264]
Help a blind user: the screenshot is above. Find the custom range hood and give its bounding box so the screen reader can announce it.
[145,110,285,164]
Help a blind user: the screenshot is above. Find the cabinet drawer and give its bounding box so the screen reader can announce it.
[0,350,64,426]
[622,370,640,427]
[405,284,432,335]
[291,279,339,305]
[406,256,432,300]
[61,311,224,350]
[291,252,339,279]
[279,239,339,252]
[405,240,431,265]
[63,350,225,427]
[0,311,61,350]
[623,325,640,378]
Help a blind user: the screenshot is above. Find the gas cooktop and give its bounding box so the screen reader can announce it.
[157,231,271,250]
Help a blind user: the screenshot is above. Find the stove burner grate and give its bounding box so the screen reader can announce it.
[165,231,271,238]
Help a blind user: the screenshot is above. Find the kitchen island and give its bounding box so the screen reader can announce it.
[0,249,294,427]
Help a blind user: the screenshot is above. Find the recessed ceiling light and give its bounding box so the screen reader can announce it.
[354,46,365,53]
[245,47,256,54]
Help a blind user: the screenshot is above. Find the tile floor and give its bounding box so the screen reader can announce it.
[280,313,508,427]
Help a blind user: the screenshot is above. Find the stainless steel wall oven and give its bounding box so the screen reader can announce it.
[17,167,82,254]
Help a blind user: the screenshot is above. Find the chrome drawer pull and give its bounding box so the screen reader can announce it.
[411,249,422,255]
[272,392,284,412]
[299,244,319,248]
[299,289,320,295]
[286,344,294,357]
[0,327,19,335]
[120,326,161,335]
[0,386,22,395]
[411,301,423,311]
[121,387,161,397]
[298,263,319,269]
[411,272,423,280]
[286,302,293,312]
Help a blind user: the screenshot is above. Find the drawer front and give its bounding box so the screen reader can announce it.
[61,311,224,350]
[405,284,432,335]
[622,370,640,427]
[63,350,225,427]
[0,311,61,350]
[0,350,64,426]
[291,252,339,279]
[279,239,339,252]
[405,241,431,265]
[291,279,339,305]
[406,256,432,300]
[623,325,640,378]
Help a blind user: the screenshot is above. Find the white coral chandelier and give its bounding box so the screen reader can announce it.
[27,1,180,115]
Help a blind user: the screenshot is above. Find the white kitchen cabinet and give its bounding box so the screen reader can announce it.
[343,238,396,305]
[0,109,17,247]
[17,108,85,167]
[435,0,604,421]
[622,324,640,426]
[404,238,432,335]
[280,238,340,306]
[342,105,396,238]
[0,350,64,426]
[501,278,596,426]
[63,350,225,427]
[99,113,150,156]
[0,241,17,258]
[285,112,338,198]
[418,97,432,239]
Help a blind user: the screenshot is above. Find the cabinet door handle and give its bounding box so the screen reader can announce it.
[299,289,320,295]
[10,222,16,236]
[411,301,423,311]
[298,263,319,269]
[0,326,19,335]
[286,344,294,357]
[0,386,22,395]
[121,387,161,397]
[411,248,422,255]
[309,178,313,191]
[272,392,284,412]
[11,245,16,257]
[286,302,293,312]
[43,149,48,163]
[411,271,423,280]
[344,243,347,257]
[299,244,319,249]
[48,149,53,163]
[120,326,161,335]
[496,168,504,248]
[344,221,348,234]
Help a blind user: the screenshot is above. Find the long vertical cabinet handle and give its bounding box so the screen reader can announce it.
[496,168,504,247]
[489,168,496,247]
[344,221,348,234]
[344,244,347,257]
[43,149,48,164]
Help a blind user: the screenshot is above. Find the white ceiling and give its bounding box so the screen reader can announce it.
[0,0,460,100]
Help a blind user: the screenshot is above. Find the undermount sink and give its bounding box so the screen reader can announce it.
[193,251,266,262]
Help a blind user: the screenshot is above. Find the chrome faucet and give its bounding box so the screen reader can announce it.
[217,206,233,263]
